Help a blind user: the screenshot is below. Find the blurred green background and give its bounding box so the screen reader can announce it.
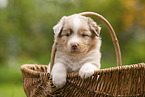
[0,0,145,96]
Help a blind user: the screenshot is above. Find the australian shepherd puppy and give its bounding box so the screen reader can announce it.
[47,14,101,88]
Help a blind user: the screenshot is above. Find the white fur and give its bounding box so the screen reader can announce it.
[67,35,80,52]
[73,15,81,33]
[79,63,99,79]
[48,14,101,88]
[51,63,67,88]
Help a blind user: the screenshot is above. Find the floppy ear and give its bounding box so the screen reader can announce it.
[53,16,67,38]
[88,17,101,37]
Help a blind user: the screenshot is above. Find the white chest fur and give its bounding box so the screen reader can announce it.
[54,45,101,73]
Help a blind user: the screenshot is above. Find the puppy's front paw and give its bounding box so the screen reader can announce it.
[52,73,66,88]
[79,63,99,79]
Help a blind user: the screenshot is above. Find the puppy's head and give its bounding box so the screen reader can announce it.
[53,14,101,55]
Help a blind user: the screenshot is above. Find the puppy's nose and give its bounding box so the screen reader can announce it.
[71,44,78,49]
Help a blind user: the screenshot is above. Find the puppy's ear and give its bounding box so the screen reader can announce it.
[88,17,101,37]
[53,16,67,38]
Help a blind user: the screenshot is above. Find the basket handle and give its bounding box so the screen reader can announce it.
[50,12,122,72]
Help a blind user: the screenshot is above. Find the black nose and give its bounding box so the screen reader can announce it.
[71,44,78,50]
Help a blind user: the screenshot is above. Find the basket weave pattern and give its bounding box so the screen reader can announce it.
[21,63,145,97]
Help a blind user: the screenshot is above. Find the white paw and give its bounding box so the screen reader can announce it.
[52,72,66,88]
[79,63,99,79]
[51,63,67,88]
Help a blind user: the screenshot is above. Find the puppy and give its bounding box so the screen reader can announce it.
[47,14,101,88]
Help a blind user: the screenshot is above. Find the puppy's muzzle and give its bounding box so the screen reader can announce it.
[71,43,79,52]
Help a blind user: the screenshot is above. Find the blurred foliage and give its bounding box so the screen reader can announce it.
[0,0,145,86]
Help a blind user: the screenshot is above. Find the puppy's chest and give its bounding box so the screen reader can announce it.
[56,53,88,72]
[64,57,84,72]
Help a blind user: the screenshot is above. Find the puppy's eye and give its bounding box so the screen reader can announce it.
[65,33,70,37]
[81,34,87,37]
[70,29,73,34]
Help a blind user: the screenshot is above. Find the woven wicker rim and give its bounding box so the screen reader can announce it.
[21,63,145,79]
[50,12,122,72]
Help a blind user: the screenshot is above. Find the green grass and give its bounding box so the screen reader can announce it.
[0,83,26,97]
[0,65,26,97]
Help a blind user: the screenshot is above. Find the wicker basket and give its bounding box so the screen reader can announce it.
[21,12,145,97]
[21,63,145,97]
